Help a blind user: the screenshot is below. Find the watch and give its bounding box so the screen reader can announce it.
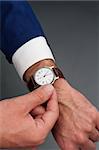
[26,66,65,91]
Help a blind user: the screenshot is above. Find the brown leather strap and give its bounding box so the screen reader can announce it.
[27,67,65,91]
[53,67,65,79]
[27,76,40,91]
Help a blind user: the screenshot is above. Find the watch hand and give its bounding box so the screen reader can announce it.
[45,73,52,77]
[44,71,49,77]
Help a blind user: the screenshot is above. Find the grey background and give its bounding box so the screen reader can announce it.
[0,1,99,150]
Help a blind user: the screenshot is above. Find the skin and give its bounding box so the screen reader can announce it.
[0,85,59,149]
[25,59,99,150]
[53,78,99,150]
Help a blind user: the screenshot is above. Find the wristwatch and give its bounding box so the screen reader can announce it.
[26,66,65,91]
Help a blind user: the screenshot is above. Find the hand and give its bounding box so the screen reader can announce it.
[52,78,99,150]
[0,85,59,148]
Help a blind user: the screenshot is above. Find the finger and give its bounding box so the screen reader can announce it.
[31,105,45,117]
[80,139,96,150]
[89,128,99,142]
[35,90,59,136]
[16,84,54,112]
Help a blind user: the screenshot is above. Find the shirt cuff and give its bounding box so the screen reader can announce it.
[12,36,55,80]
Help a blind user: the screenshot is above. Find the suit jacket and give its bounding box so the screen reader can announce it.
[0,1,44,63]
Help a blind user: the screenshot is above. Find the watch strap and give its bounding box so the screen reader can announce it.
[27,76,40,91]
[27,67,65,91]
[52,67,65,79]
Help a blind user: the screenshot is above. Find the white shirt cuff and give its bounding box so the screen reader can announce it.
[12,36,55,80]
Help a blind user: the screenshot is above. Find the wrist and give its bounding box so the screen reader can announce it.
[23,59,65,92]
[53,78,73,103]
[53,78,70,88]
[23,59,57,82]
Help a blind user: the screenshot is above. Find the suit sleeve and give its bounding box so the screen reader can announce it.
[0,1,55,79]
[0,1,44,62]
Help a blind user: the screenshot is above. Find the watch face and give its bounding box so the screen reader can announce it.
[34,67,55,85]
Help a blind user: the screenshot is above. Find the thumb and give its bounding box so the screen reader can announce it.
[16,84,54,113]
[34,89,59,138]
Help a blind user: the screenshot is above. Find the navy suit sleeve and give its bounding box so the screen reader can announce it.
[0,1,44,63]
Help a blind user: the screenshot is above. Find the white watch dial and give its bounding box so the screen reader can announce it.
[34,67,55,85]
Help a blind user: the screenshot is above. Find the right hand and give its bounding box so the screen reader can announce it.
[0,85,59,149]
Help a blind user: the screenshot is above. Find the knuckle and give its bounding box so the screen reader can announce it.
[75,132,86,144]
[86,124,93,133]
[90,110,97,122]
[88,115,94,123]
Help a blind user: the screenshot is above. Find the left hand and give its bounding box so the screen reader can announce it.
[0,85,59,148]
[52,78,99,150]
